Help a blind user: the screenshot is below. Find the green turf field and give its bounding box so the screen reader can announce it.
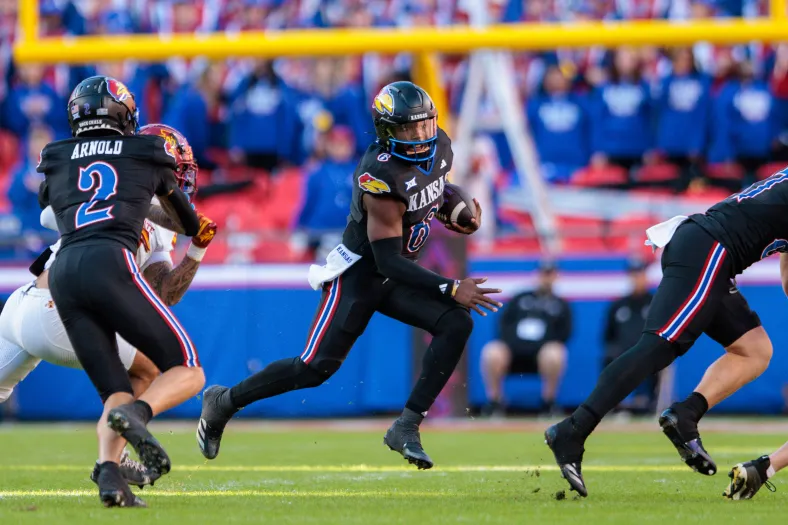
[0,418,785,524]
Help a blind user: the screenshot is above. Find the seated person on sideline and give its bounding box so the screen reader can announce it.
[481,261,572,416]
[602,259,656,414]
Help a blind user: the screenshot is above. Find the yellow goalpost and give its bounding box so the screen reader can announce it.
[11,0,788,127]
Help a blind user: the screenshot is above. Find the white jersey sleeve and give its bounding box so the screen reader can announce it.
[137,219,176,272]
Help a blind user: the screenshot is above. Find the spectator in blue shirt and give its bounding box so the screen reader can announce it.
[227,60,299,171]
[3,64,67,141]
[527,65,589,183]
[588,47,653,172]
[164,63,227,170]
[709,61,777,181]
[8,126,52,234]
[655,48,711,186]
[294,125,356,256]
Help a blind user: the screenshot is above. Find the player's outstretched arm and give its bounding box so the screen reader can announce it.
[147,203,186,234]
[143,214,217,306]
[365,194,501,315]
[156,172,200,236]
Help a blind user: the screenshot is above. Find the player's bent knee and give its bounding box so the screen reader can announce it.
[295,358,339,389]
[188,366,207,392]
[727,327,772,368]
[437,307,474,342]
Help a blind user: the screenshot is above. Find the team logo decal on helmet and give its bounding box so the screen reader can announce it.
[161,132,179,159]
[358,172,391,194]
[373,89,395,116]
[106,78,131,102]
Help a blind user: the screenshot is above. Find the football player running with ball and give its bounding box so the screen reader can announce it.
[198,81,501,469]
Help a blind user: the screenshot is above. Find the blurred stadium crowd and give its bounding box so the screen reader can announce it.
[0,0,787,263]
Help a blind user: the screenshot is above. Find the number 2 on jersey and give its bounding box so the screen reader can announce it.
[75,161,118,229]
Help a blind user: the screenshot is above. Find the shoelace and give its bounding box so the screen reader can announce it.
[120,450,147,474]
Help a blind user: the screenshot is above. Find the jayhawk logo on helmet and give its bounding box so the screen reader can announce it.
[373,89,395,116]
[106,78,131,103]
[358,172,391,194]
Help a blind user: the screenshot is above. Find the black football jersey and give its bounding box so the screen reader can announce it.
[690,169,788,274]
[343,128,454,261]
[38,135,180,254]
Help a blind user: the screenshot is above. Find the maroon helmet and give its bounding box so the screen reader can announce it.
[140,123,198,197]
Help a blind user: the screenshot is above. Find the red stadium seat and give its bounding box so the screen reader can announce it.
[756,162,787,181]
[681,186,732,202]
[628,187,675,197]
[571,165,628,188]
[705,163,744,181]
[634,163,680,185]
[607,215,654,251]
[265,168,306,229]
[557,216,608,252]
[0,131,19,169]
[471,236,542,256]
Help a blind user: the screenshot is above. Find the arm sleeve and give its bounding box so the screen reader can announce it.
[370,237,455,296]
[156,171,200,237]
[29,247,53,277]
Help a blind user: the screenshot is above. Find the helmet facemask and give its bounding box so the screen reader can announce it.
[387,117,438,163]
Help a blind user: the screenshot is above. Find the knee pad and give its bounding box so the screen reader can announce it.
[294,357,341,389]
[436,308,474,342]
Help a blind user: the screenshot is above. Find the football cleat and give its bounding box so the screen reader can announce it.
[544,419,588,497]
[723,456,776,500]
[97,463,147,508]
[383,420,434,470]
[107,404,171,477]
[197,385,234,460]
[659,407,716,475]
[90,449,159,489]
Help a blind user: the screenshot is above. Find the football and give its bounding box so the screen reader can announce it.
[437,183,476,227]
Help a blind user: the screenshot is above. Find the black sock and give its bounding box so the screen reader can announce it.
[678,392,709,422]
[404,311,472,415]
[398,407,425,427]
[575,333,679,439]
[572,404,602,437]
[229,357,327,410]
[672,392,708,440]
[132,400,153,424]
